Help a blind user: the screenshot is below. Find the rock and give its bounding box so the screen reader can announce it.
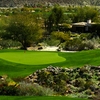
[38,46,43,50]
[0,77,5,81]
[0,75,8,82]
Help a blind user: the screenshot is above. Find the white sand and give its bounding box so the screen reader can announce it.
[40,46,76,52]
[40,46,58,51]
[27,46,76,52]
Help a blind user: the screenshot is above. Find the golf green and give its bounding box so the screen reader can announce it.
[0,96,88,100]
[0,51,66,65]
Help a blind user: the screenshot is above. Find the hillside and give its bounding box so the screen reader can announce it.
[0,0,100,7]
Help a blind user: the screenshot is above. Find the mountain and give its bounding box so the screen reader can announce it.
[0,0,100,7]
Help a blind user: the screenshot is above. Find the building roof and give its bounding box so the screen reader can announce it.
[72,21,94,27]
[72,22,87,26]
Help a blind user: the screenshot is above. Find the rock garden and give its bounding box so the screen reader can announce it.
[25,65,100,99]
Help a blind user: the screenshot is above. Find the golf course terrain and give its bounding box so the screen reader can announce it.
[0,50,66,65]
[1,49,100,100]
[0,49,100,77]
[0,96,88,100]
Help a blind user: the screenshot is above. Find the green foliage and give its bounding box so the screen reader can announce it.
[0,39,21,49]
[53,79,67,95]
[74,78,86,88]
[72,7,99,22]
[85,80,94,89]
[0,76,19,96]
[18,82,55,96]
[21,7,30,12]
[29,65,100,97]
[53,73,68,95]
[4,13,44,50]
[51,31,70,44]
[0,85,19,96]
[44,38,60,46]
[79,33,92,40]
[63,38,83,51]
[46,6,65,33]
[37,70,68,95]
[92,92,100,100]
[59,23,72,31]
[62,33,98,51]
[91,24,100,36]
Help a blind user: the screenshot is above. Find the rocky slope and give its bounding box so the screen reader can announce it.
[25,65,100,98]
[0,0,100,7]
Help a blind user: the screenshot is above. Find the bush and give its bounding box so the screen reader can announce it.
[58,23,72,31]
[91,24,100,36]
[91,90,100,100]
[0,39,21,49]
[37,70,68,95]
[0,76,19,96]
[74,78,86,88]
[85,89,92,95]
[85,80,94,89]
[63,38,85,51]
[0,84,19,96]
[62,37,98,51]
[53,79,67,95]
[44,38,60,46]
[18,82,55,96]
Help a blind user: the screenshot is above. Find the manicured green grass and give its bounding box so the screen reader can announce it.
[58,49,100,68]
[0,49,100,77]
[0,51,65,65]
[0,96,88,100]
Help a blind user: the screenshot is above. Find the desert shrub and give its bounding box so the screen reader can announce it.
[79,33,92,40]
[85,89,92,95]
[52,73,69,95]
[62,37,98,51]
[58,23,72,31]
[51,31,70,43]
[0,76,19,96]
[85,38,100,49]
[0,84,19,96]
[62,38,85,51]
[18,82,55,96]
[85,80,94,89]
[74,78,86,88]
[35,70,68,95]
[83,40,95,50]
[53,79,67,95]
[0,39,21,49]
[91,91,100,100]
[44,38,60,46]
[37,71,52,85]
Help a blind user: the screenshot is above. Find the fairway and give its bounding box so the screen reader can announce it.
[0,49,100,77]
[0,51,66,65]
[0,96,88,100]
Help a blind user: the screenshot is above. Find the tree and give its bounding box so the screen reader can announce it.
[72,7,99,23]
[3,13,44,50]
[46,6,65,33]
